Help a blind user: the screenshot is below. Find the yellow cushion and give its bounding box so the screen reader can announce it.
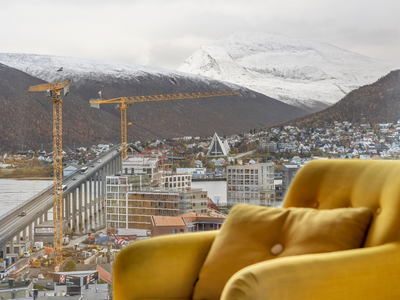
[192,203,373,300]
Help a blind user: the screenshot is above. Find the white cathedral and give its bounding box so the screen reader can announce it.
[206,133,230,157]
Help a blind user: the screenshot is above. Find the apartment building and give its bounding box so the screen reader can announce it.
[282,163,301,197]
[226,162,275,207]
[121,155,162,186]
[106,154,207,235]
[162,173,192,191]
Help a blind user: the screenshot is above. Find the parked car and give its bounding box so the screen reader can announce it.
[18,211,27,217]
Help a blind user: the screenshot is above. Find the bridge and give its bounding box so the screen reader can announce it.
[0,146,122,258]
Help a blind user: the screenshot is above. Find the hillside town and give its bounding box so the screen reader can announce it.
[2,119,400,177]
[141,120,400,166]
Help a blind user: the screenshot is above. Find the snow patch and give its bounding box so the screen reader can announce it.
[0,53,238,90]
[178,31,398,108]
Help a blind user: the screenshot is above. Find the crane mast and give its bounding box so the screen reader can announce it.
[28,79,70,272]
[90,90,240,159]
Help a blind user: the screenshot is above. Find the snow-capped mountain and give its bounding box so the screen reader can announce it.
[0,53,233,88]
[178,31,398,108]
[0,53,312,150]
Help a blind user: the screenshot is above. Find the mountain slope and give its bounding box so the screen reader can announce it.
[178,31,397,109]
[279,69,400,128]
[0,54,311,151]
[0,63,121,151]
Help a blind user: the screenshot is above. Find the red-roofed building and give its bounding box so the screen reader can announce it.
[150,212,226,237]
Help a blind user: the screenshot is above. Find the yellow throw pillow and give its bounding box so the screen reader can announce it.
[192,204,373,300]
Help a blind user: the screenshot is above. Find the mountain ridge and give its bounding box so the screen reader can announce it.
[0,56,311,151]
[276,69,400,128]
[178,31,397,108]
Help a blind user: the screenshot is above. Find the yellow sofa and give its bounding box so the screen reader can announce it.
[113,160,400,300]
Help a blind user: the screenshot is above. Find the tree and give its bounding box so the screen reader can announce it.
[205,161,214,169]
[172,163,180,172]
[62,260,77,272]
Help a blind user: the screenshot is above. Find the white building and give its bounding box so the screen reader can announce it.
[226,162,275,207]
[176,168,206,174]
[207,133,230,156]
[63,165,78,177]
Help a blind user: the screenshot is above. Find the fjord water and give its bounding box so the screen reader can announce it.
[0,179,52,217]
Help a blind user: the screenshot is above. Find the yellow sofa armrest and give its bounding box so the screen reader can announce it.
[113,231,218,300]
[221,243,400,300]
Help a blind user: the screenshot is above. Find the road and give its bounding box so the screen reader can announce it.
[0,146,121,252]
[233,150,256,159]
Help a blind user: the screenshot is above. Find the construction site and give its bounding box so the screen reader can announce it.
[0,80,233,300]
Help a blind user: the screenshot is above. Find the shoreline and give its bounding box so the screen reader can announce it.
[0,177,52,180]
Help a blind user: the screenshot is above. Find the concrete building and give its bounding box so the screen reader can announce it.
[34,220,54,245]
[162,173,192,191]
[226,162,275,207]
[106,173,207,236]
[176,168,206,175]
[106,188,207,236]
[282,163,302,197]
[189,189,209,214]
[121,155,162,185]
[0,281,34,299]
[150,212,226,236]
[106,154,208,235]
[274,179,283,205]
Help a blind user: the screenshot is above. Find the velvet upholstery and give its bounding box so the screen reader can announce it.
[193,205,372,300]
[113,160,400,300]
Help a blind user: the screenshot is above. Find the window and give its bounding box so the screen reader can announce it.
[172,229,177,234]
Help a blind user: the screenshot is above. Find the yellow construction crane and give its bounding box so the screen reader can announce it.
[90,90,240,159]
[28,79,70,272]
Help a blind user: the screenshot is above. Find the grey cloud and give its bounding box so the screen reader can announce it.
[0,0,399,69]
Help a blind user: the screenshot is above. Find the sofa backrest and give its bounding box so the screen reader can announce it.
[282,160,400,247]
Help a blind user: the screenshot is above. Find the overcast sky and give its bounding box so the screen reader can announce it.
[1,0,399,70]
